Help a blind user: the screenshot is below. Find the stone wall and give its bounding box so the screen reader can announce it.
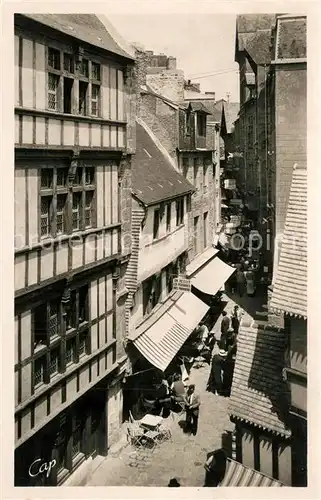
[147,70,185,103]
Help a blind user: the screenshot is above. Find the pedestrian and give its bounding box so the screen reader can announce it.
[220,310,230,336]
[235,268,246,297]
[185,384,201,435]
[170,373,186,411]
[206,342,227,395]
[168,478,180,487]
[231,305,241,334]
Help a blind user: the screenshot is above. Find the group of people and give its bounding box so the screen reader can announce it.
[229,260,259,298]
[206,306,241,396]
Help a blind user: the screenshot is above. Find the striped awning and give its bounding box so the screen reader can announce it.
[220,459,284,487]
[129,292,209,372]
[191,257,236,296]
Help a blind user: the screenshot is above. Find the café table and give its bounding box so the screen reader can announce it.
[139,414,163,432]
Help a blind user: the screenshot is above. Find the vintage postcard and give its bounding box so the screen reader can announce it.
[1,0,320,498]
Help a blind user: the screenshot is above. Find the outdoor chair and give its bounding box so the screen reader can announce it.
[156,423,172,443]
[126,425,146,449]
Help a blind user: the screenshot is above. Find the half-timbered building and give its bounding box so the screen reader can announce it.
[14,14,135,486]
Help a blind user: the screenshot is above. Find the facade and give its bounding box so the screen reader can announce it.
[14,14,135,485]
[270,165,307,486]
[228,320,292,485]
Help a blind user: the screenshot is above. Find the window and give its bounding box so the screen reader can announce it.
[32,286,90,389]
[56,414,68,473]
[78,330,89,357]
[153,209,160,239]
[176,198,184,226]
[84,191,94,228]
[39,166,96,237]
[48,301,59,339]
[203,212,208,249]
[41,169,54,189]
[80,59,89,78]
[72,193,82,231]
[66,337,76,366]
[197,113,206,137]
[166,266,173,294]
[85,167,95,185]
[48,73,59,110]
[56,195,67,234]
[57,167,68,187]
[72,414,85,460]
[91,84,100,116]
[79,81,88,115]
[166,204,171,232]
[49,348,60,376]
[143,275,162,316]
[91,62,101,81]
[46,51,101,116]
[34,356,46,386]
[63,53,74,73]
[48,48,60,70]
[63,77,73,114]
[40,196,52,237]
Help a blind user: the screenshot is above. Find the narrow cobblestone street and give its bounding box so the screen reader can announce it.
[87,289,267,486]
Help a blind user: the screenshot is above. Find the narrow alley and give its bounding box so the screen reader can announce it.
[87,288,267,487]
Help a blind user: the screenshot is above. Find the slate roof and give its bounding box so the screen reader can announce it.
[132,121,194,205]
[228,321,291,437]
[21,14,134,60]
[184,98,219,122]
[245,30,273,64]
[215,100,240,134]
[270,165,307,318]
[276,16,307,59]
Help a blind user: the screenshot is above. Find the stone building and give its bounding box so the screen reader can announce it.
[14,14,135,485]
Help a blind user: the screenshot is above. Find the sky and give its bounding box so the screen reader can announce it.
[107,13,240,102]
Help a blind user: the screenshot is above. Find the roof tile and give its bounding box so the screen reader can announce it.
[228,323,291,437]
[270,165,307,317]
[132,121,194,205]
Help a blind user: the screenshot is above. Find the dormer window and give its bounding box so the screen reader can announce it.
[197,113,206,137]
[185,109,192,136]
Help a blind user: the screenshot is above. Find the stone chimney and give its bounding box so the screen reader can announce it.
[167,56,177,70]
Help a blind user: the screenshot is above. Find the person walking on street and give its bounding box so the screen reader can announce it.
[231,305,241,334]
[220,310,230,336]
[236,268,246,297]
[206,343,227,395]
[185,384,201,435]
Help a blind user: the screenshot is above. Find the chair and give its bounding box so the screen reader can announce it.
[126,425,146,449]
[156,423,172,443]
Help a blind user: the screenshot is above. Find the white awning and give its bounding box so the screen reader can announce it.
[220,459,284,487]
[191,257,236,295]
[129,292,209,372]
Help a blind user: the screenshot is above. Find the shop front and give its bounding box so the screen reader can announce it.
[15,381,108,486]
[124,291,209,419]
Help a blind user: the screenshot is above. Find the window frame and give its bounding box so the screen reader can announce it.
[153,209,160,240]
[40,166,96,239]
[176,198,184,227]
[31,285,90,393]
[46,47,102,117]
[196,113,206,137]
[166,203,171,233]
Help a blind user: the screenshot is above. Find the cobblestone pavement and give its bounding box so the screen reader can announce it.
[87,291,266,487]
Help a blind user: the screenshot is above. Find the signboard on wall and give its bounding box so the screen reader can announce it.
[173,277,191,292]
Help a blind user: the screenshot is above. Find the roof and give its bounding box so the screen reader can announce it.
[270,165,307,317]
[276,16,307,60]
[245,30,273,64]
[236,14,276,34]
[220,458,284,487]
[184,98,219,122]
[228,321,291,437]
[132,120,194,205]
[20,14,134,60]
[215,100,240,134]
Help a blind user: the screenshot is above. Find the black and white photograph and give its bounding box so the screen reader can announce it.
[6,2,312,490]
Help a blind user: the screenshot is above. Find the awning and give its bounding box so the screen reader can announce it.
[220,459,284,487]
[129,292,209,372]
[191,257,236,295]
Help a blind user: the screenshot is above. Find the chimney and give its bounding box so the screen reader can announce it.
[167,56,177,70]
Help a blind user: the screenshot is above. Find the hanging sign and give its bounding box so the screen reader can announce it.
[173,276,191,292]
